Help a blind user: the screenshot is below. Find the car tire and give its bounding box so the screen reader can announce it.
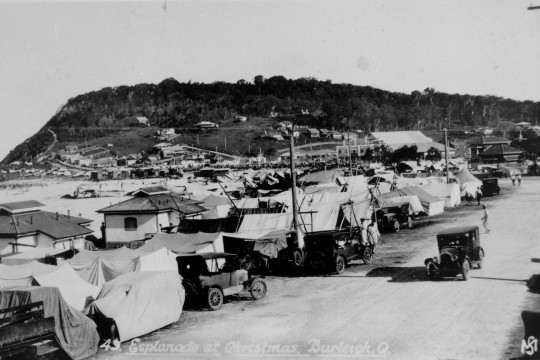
[461,260,470,281]
[309,251,326,270]
[335,255,346,275]
[206,287,223,311]
[393,220,400,232]
[477,249,484,269]
[363,247,373,264]
[250,279,267,300]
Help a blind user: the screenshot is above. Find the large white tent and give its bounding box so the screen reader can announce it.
[420,183,461,208]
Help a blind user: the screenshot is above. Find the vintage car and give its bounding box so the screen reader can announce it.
[424,225,484,281]
[176,253,267,310]
[482,178,500,196]
[304,228,374,275]
[375,205,413,232]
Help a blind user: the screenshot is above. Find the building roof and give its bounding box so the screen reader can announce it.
[132,186,171,196]
[97,194,207,215]
[0,211,93,239]
[201,194,233,207]
[479,144,523,157]
[370,131,433,145]
[472,136,511,145]
[0,201,45,214]
[81,147,109,156]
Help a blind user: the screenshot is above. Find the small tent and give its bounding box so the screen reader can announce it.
[0,261,56,288]
[454,167,482,198]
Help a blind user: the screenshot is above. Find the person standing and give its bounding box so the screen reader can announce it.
[481,204,490,233]
[518,173,522,186]
[476,187,483,206]
[511,174,516,187]
[367,221,381,251]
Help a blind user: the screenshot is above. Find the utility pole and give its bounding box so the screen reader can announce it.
[347,130,353,175]
[289,133,299,236]
[444,128,450,183]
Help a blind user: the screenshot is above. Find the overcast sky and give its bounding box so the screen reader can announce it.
[1,0,540,161]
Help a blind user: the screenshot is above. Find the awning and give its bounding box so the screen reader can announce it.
[503,155,520,162]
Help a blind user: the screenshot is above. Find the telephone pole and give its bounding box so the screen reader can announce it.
[289,133,299,236]
[444,128,450,183]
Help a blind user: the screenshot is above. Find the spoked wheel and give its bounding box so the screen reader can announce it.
[461,260,470,281]
[308,251,325,270]
[363,247,374,264]
[335,255,346,274]
[206,287,224,311]
[250,279,267,300]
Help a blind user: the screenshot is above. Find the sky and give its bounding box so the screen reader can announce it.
[1,0,540,161]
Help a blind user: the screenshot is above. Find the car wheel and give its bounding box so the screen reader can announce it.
[250,279,267,300]
[393,220,400,232]
[477,249,484,269]
[407,217,413,229]
[363,247,373,264]
[206,287,223,311]
[309,251,326,270]
[461,260,470,281]
[426,263,438,280]
[335,255,346,274]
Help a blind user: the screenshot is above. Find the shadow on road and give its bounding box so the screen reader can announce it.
[365,266,429,282]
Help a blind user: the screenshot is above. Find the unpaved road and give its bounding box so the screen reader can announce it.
[92,178,540,360]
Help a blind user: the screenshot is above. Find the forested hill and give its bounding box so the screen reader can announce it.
[3,76,540,164]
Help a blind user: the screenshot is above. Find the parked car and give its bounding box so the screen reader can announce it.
[376,205,413,232]
[482,178,500,196]
[424,225,484,281]
[176,253,267,310]
[304,228,374,275]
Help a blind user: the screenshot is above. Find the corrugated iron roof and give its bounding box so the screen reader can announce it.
[97,194,207,215]
[0,211,93,239]
[0,200,45,213]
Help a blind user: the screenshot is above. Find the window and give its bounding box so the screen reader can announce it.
[124,217,137,231]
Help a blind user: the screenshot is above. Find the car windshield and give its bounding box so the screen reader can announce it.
[438,234,468,247]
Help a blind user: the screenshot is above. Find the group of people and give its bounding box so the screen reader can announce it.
[511,173,522,187]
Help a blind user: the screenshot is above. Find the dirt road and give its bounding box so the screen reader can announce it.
[92,178,539,360]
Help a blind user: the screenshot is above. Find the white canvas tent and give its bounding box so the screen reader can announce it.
[377,194,423,215]
[420,183,461,208]
[33,264,101,311]
[0,261,56,288]
[69,246,177,286]
[399,186,445,216]
[455,167,482,198]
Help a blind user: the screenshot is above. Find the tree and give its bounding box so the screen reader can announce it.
[425,147,442,162]
[263,147,277,158]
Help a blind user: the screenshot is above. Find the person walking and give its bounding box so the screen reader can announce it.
[476,187,483,206]
[518,173,522,186]
[481,204,490,233]
[511,174,516,187]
